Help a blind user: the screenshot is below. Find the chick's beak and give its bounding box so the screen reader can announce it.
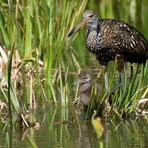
[72,79,82,86]
[67,18,88,38]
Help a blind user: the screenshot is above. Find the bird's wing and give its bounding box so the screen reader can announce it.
[99,19,148,56]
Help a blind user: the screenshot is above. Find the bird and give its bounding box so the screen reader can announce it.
[73,70,113,118]
[68,10,148,88]
[73,70,103,112]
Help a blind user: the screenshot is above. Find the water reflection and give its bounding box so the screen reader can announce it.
[0,105,148,148]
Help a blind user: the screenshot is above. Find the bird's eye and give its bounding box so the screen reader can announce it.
[89,14,93,18]
[82,76,87,80]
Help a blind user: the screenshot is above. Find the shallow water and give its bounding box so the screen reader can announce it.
[0,105,148,148]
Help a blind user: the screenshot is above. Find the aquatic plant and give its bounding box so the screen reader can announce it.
[0,0,147,126]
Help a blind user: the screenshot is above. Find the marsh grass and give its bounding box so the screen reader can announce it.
[0,0,147,126]
[84,59,148,119]
[0,0,88,124]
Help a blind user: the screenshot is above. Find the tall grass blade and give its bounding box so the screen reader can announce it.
[7,44,15,126]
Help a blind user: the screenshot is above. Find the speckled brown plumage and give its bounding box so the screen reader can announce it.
[68,10,148,68]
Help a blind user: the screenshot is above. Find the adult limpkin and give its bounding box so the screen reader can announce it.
[68,10,148,88]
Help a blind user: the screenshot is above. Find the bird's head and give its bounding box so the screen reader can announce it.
[67,10,99,38]
[73,73,91,86]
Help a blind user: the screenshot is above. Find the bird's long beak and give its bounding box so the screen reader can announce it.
[67,18,88,38]
[72,79,82,86]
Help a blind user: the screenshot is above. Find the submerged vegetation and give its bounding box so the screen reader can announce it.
[0,0,147,134]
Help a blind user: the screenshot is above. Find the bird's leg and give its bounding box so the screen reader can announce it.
[100,65,108,90]
[97,65,106,78]
[130,63,134,81]
[97,65,108,89]
[104,72,108,90]
[103,72,112,117]
[117,55,125,87]
[96,64,110,114]
[120,71,124,87]
[97,67,102,78]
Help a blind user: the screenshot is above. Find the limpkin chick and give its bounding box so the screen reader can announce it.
[73,71,102,111]
[68,10,148,88]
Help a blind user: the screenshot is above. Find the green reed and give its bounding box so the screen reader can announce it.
[84,58,148,119]
[0,0,147,122]
[7,44,15,126]
[44,0,88,100]
[0,0,89,124]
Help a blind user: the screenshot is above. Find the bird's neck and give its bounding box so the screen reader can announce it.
[80,82,92,92]
[87,20,100,36]
[86,30,99,53]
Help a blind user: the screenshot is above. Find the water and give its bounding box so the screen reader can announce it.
[0,105,148,148]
